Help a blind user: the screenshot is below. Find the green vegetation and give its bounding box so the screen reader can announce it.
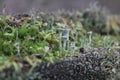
[0,10,120,80]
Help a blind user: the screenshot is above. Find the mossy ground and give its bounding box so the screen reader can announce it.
[0,11,120,80]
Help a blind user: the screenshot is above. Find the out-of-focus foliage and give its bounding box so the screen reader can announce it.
[82,8,120,35]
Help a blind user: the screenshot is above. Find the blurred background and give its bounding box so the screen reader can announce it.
[0,0,120,14]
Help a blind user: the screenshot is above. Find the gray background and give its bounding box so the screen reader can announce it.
[0,0,120,14]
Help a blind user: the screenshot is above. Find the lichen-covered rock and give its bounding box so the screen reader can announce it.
[33,49,120,80]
